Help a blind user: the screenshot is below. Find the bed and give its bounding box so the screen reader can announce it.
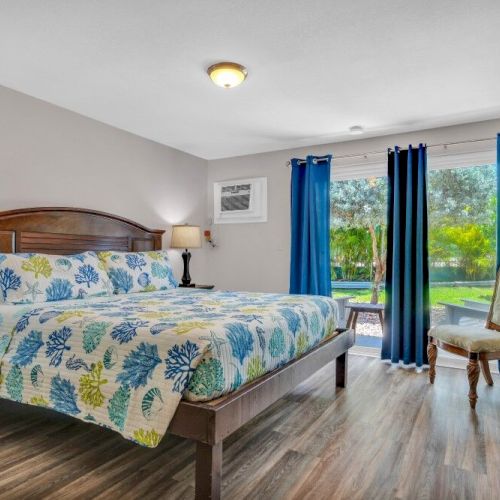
[0,207,354,499]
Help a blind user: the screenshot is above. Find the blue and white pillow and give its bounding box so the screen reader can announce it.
[0,251,112,304]
[97,251,178,294]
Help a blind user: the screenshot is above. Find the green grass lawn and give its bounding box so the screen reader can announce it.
[334,286,493,307]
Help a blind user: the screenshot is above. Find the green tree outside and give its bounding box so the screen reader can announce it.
[331,177,387,303]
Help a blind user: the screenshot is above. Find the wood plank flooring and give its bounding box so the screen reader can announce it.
[0,355,499,499]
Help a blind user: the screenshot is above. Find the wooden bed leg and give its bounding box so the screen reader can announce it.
[195,441,222,500]
[336,351,348,388]
[467,356,480,410]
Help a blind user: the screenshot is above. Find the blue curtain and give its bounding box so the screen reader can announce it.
[290,155,332,296]
[382,145,430,367]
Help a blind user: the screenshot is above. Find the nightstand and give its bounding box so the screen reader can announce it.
[178,284,215,290]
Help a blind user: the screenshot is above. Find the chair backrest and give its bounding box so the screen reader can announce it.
[486,268,500,331]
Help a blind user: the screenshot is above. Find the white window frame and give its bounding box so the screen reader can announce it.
[331,142,496,181]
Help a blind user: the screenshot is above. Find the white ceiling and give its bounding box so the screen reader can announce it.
[1,0,500,160]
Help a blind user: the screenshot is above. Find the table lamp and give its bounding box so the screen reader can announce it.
[171,224,202,286]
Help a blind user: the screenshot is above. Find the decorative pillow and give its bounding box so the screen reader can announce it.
[0,251,112,304]
[97,250,178,294]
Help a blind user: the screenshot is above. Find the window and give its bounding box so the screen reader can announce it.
[428,163,496,326]
[330,142,496,346]
[331,176,387,343]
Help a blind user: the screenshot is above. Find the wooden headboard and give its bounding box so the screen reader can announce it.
[0,207,164,254]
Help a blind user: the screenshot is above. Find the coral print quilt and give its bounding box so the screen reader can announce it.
[0,289,338,447]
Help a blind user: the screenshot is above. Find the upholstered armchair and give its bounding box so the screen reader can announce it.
[427,273,500,409]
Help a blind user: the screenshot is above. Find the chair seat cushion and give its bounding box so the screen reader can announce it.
[429,324,500,353]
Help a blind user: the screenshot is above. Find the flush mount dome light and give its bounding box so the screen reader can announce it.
[207,62,247,88]
[349,125,364,135]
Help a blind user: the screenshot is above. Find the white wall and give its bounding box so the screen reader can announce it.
[206,119,500,293]
[0,85,209,283]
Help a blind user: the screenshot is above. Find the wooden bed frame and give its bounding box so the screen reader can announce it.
[0,207,355,499]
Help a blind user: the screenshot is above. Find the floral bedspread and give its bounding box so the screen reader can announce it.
[0,289,338,447]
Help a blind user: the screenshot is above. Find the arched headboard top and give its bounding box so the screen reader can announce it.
[0,207,165,254]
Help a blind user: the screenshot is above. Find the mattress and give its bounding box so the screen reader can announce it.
[0,289,338,446]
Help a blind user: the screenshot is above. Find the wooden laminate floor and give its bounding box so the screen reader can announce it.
[0,355,499,499]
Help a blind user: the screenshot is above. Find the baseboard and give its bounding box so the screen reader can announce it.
[351,345,380,358]
[436,351,499,372]
[350,345,499,373]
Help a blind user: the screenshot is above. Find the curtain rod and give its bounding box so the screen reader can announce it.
[286,136,497,166]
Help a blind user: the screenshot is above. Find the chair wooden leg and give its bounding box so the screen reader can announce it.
[427,341,437,384]
[377,310,384,332]
[351,312,359,333]
[467,357,480,409]
[346,309,354,329]
[196,441,222,500]
[480,359,494,386]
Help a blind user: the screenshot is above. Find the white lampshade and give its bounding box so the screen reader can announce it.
[171,224,202,249]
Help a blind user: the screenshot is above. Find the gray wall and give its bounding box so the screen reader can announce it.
[0,85,209,283]
[206,119,500,293]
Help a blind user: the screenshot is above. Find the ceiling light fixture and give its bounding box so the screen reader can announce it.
[349,125,364,135]
[207,62,247,88]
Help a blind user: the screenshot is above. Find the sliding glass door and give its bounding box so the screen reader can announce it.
[330,149,496,346]
[428,163,496,326]
[330,176,387,343]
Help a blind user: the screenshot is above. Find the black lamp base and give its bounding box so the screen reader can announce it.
[181,249,192,286]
